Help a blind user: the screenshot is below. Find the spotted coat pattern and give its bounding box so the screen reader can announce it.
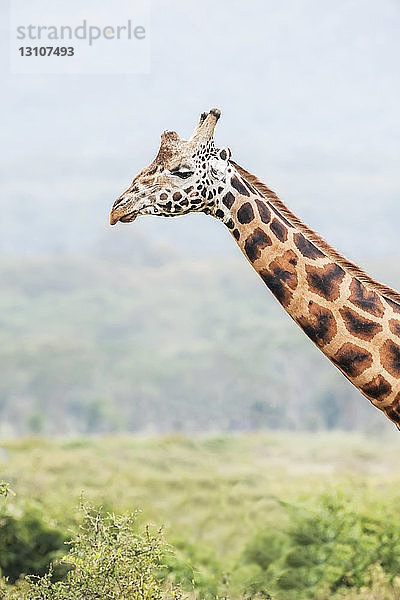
[220,175,400,427]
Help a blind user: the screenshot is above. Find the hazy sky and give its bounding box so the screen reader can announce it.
[1,0,399,262]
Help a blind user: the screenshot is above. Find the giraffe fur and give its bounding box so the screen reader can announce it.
[109,109,400,429]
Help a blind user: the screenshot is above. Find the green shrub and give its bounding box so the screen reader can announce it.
[0,508,66,583]
[243,530,286,572]
[242,492,400,599]
[0,502,180,600]
[1,479,66,583]
[160,537,222,599]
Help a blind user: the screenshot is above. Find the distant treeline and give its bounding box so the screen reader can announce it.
[1,244,399,435]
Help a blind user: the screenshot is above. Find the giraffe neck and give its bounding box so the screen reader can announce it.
[217,167,400,428]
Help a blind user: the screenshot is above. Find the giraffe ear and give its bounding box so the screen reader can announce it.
[218,147,231,162]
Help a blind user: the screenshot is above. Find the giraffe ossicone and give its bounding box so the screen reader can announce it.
[109,108,400,430]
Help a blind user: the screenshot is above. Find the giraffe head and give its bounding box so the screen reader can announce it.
[109,108,234,225]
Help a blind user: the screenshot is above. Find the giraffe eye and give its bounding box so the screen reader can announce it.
[170,167,194,179]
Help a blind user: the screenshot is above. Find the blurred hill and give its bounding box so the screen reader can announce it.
[0,236,399,436]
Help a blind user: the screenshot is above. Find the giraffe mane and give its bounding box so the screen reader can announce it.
[231,160,400,305]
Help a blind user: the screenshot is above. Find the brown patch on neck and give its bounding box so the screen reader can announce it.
[259,249,298,307]
[385,393,400,424]
[389,319,400,338]
[305,263,345,302]
[231,160,400,305]
[380,340,400,378]
[349,278,385,318]
[332,342,373,378]
[297,301,337,348]
[244,228,272,262]
[339,307,383,341]
[361,375,392,403]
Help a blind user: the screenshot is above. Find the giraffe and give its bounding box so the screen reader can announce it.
[109,108,400,429]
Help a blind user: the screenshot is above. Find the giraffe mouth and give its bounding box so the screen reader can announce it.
[109,209,138,225]
[119,212,138,223]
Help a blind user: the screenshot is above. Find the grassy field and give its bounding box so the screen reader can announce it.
[2,431,400,598]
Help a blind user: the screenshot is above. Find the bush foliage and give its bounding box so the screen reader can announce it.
[0,499,179,600]
[243,492,400,599]
[2,433,400,600]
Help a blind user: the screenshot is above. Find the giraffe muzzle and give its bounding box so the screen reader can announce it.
[109,192,140,225]
[109,207,138,225]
